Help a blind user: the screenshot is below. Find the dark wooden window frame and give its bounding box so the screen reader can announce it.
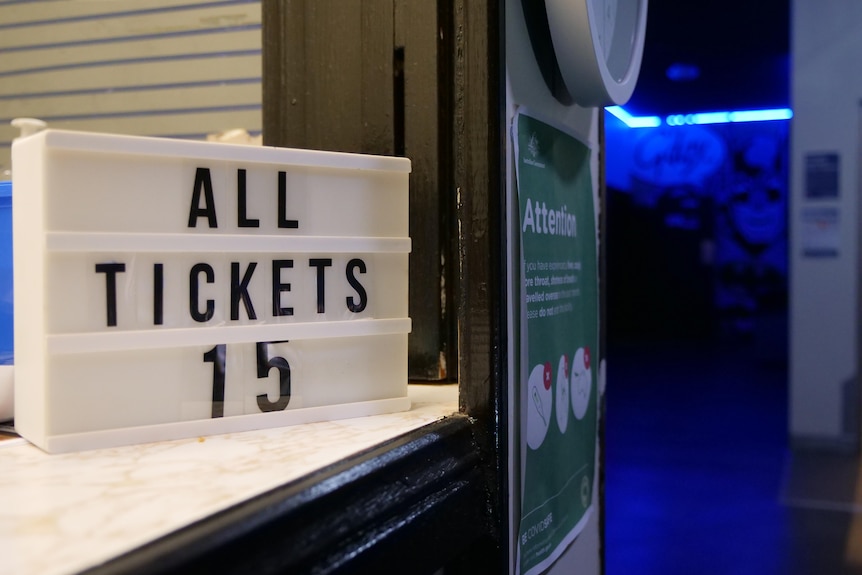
[82,1,511,574]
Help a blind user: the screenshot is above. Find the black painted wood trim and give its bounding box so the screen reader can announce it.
[451,0,508,569]
[82,416,496,575]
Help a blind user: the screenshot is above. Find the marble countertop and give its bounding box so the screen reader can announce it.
[0,384,458,575]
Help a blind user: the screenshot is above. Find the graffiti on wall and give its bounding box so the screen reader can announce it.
[607,119,788,338]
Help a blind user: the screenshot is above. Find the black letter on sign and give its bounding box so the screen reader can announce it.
[309,258,332,314]
[256,341,291,412]
[277,171,299,229]
[346,258,368,313]
[190,263,215,322]
[204,344,226,418]
[237,169,259,228]
[95,263,125,327]
[272,259,294,316]
[231,262,258,320]
[153,263,164,325]
[189,167,218,228]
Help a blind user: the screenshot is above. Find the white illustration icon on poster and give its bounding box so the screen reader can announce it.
[556,354,569,434]
[570,346,592,420]
[526,362,553,449]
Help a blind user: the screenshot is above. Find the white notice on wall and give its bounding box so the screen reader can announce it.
[800,206,840,258]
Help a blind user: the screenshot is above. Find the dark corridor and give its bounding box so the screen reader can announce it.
[604,339,862,574]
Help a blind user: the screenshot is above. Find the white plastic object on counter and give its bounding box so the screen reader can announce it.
[11,117,47,139]
[12,129,412,453]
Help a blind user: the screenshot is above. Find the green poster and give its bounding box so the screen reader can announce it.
[515,111,598,575]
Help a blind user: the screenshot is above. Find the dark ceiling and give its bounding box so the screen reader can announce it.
[623,0,790,117]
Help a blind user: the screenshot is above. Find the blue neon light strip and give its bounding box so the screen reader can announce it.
[607,106,793,128]
[606,106,662,128]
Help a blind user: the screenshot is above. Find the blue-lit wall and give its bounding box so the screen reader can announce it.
[605,112,789,344]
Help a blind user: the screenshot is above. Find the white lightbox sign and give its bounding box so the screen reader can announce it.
[12,130,412,453]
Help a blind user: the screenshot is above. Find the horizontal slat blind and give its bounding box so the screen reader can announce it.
[0,0,262,172]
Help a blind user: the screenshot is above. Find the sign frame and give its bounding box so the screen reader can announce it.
[12,130,412,453]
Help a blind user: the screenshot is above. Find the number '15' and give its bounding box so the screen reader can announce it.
[203,342,291,418]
